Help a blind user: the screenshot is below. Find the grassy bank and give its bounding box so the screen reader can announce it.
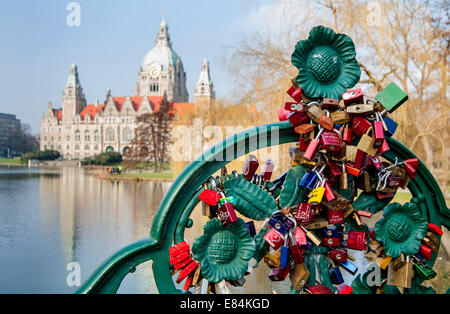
[0,158,23,166]
[101,171,173,182]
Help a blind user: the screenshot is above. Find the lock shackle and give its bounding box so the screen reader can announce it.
[232,170,239,178]
[306,101,321,108]
[208,176,218,191]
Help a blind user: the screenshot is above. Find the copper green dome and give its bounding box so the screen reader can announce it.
[374,202,428,258]
[291,25,361,100]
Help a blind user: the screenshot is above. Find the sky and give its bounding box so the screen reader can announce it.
[0,0,296,133]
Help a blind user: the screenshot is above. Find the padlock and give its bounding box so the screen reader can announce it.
[357,210,373,218]
[341,124,352,144]
[183,271,195,290]
[288,111,309,127]
[323,227,340,238]
[346,231,368,250]
[321,98,340,110]
[329,261,345,285]
[306,101,324,123]
[428,223,444,236]
[293,226,307,245]
[419,244,432,260]
[199,186,222,206]
[176,260,198,284]
[298,137,310,151]
[411,256,437,280]
[299,225,321,246]
[304,285,333,294]
[263,227,285,250]
[353,149,367,169]
[339,163,349,189]
[322,191,349,211]
[261,158,274,181]
[375,82,408,113]
[346,103,374,115]
[369,156,383,171]
[345,162,362,177]
[268,212,293,235]
[304,128,324,159]
[277,108,290,121]
[382,116,398,137]
[357,127,378,156]
[345,145,358,162]
[279,235,290,268]
[422,237,439,253]
[246,221,256,237]
[324,180,336,201]
[351,116,372,137]
[331,110,352,125]
[342,88,364,106]
[404,163,416,179]
[287,84,303,102]
[169,241,190,257]
[285,101,306,113]
[326,159,342,179]
[329,248,348,262]
[242,154,259,181]
[319,110,334,130]
[295,123,315,134]
[387,257,413,289]
[268,266,291,281]
[287,218,303,264]
[335,259,358,275]
[264,250,281,268]
[299,169,320,190]
[169,250,191,266]
[425,232,440,247]
[373,112,384,149]
[320,129,343,152]
[218,192,238,227]
[294,202,315,225]
[322,236,341,247]
[308,177,326,205]
[289,264,310,290]
[327,208,345,225]
[337,284,353,294]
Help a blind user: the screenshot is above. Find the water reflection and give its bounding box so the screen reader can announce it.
[0,166,170,293]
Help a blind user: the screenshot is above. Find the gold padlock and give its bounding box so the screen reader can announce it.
[387,257,413,289]
[290,263,310,290]
[264,250,281,268]
[345,104,374,115]
[345,145,358,162]
[331,110,352,124]
[357,127,378,156]
[306,102,324,123]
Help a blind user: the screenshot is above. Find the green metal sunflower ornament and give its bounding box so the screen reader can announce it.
[192,218,255,283]
[374,202,428,258]
[291,25,361,100]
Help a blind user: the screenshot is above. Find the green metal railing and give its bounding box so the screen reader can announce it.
[76,121,449,294]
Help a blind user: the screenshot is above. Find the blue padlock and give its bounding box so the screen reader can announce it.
[268,213,293,235]
[279,235,290,268]
[382,116,398,137]
[335,260,358,275]
[246,221,256,237]
[323,227,340,238]
[299,170,319,190]
[329,264,345,284]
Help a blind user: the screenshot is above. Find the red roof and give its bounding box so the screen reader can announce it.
[80,104,104,119]
[112,96,164,112]
[52,109,62,121]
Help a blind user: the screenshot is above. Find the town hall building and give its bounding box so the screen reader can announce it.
[40,15,215,160]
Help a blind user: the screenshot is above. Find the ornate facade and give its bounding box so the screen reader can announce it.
[40,15,214,160]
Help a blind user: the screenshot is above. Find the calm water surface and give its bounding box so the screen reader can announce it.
[2,166,357,294]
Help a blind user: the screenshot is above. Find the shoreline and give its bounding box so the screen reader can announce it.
[98,174,173,182]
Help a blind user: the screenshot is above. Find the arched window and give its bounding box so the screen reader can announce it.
[75,144,80,150]
[94,130,99,142]
[84,144,90,150]
[123,146,130,155]
[106,146,114,152]
[75,130,80,141]
[106,128,114,141]
[84,130,90,141]
[123,128,132,142]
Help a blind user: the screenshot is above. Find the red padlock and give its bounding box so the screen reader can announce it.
[285,101,306,113]
[289,232,304,264]
[169,251,191,266]
[287,85,303,102]
[337,284,353,294]
[354,149,367,169]
[218,201,237,227]
[428,223,443,236]
[298,137,310,151]
[342,88,364,107]
[324,181,336,201]
[176,260,198,284]
[322,237,341,247]
[268,266,291,281]
[377,139,390,155]
[169,241,190,256]
[306,285,333,294]
[320,130,343,152]
[304,128,324,159]
[341,124,353,144]
[351,116,372,137]
[199,189,221,206]
[329,249,348,262]
[419,244,432,260]
[347,231,368,251]
[373,113,384,149]
[277,108,290,121]
[404,163,416,179]
[376,190,394,200]
[173,255,193,270]
[326,160,342,179]
[345,162,362,177]
[295,203,314,225]
[327,209,345,225]
[288,111,309,127]
[293,227,307,245]
[261,158,274,181]
[357,210,372,218]
[404,158,419,169]
[263,227,285,250]
[242,154,259,181]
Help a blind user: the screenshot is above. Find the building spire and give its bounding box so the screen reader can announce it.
[155,12,171,47]
[65,64,81,88]
[194,58,215,103]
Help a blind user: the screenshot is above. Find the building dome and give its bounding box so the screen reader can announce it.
[141,45,180,72]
